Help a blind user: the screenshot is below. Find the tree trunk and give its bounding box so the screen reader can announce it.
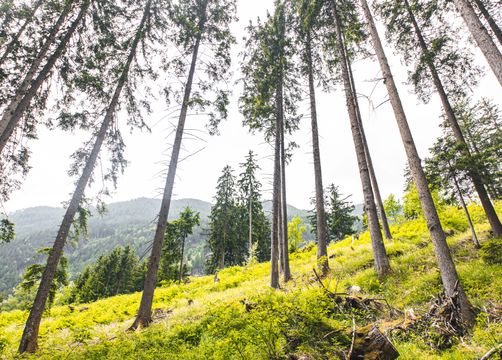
[452,173,480,248]
[452,0,502,85]
[346,49,392,240]
[278,190,284,274]
[359,0,475,326]
[270,92,281,289]
[248,196,253,260]
[0,0,44,68]
[129,1,207,330]
[0,0,86,155]
[277,5,290,282]
[305,31,329,275]
[179,237,185,283]
[17,1,150,352]
[404,0,502,236]
[331,0,391,277]
[279,100,291,282]
[471,0,502,46]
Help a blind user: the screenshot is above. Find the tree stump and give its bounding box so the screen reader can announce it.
[349,325,399,360]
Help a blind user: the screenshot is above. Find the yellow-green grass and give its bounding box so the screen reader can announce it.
[0,202,500,359]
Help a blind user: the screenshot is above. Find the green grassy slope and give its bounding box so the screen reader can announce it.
[0,203,501,359]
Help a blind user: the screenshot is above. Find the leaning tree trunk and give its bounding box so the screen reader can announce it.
[0,0,87,155]
[452,0,502,85]
[0,0,44,68]
[129,3,207,330]
[359,0,475,326]
[404,0,502,236]
[17,1,151,352]
[346,49,392,240]
[331,0,391,277]
[452,172,480,248]
[305,31,329,275]
[471,0,502,46]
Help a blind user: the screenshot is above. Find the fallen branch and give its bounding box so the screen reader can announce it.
[481,343,502,360]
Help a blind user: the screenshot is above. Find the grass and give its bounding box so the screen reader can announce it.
[0,202,501,359]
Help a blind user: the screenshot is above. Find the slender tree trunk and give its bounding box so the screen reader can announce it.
[346,49,392,240]
[248,196,253,259]
[130,2,207,330]
[404,0,502,236]
[276,5,290,282]
[0,0,86,154]
[278,191,284,274]
[179,237,185,283]
[270,93,281,289]
[305,31,329,275]
[0,0,44,68]
[452,0,502,85]
[471,0,502,46]
[359,0,475,326]
[17,1,150,352]
[279,104,291,282]
[452,173,480,248]
[331,0,391,277]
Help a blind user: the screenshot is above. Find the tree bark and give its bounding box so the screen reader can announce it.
[279,98,291,282]
[305,31,329,275]
[17,1,150,352]
[346,48,392,240]
[278,189,284,274]
[404,0,502,236]
[270,90,281,289]
[248,195,253,259]
[359,0,475,326]
[331,0,391,277]
[0,0,44,68]
[452,0,502,85]
[129,1,207,330]
[471,0,502,46]
[0,0,85,155]
[277,5,290,282]
[179,237,185,283]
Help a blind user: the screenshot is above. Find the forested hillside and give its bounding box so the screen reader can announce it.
[0,198,313,297]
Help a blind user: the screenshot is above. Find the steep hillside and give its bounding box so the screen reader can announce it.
[0,202,500,359]
[0,198,314,295]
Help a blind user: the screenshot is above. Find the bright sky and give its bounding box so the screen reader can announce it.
[5,0,501,213]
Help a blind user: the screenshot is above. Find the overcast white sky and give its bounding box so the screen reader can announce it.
[5,0,501,213]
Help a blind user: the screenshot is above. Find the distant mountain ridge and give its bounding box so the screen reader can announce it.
[0,197,312,296]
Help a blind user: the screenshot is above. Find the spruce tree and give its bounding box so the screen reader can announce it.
[240,2,301,287]
[327,0,391,276]
[359,0,475,325]
[131,0,236,329]
[18,1,158,352]
[206,166,242,273]
[237,150,271,263]
[159,207,200,283]
[377,0,502,236]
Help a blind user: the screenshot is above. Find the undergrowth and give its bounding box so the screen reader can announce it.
[0,202,500,359]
